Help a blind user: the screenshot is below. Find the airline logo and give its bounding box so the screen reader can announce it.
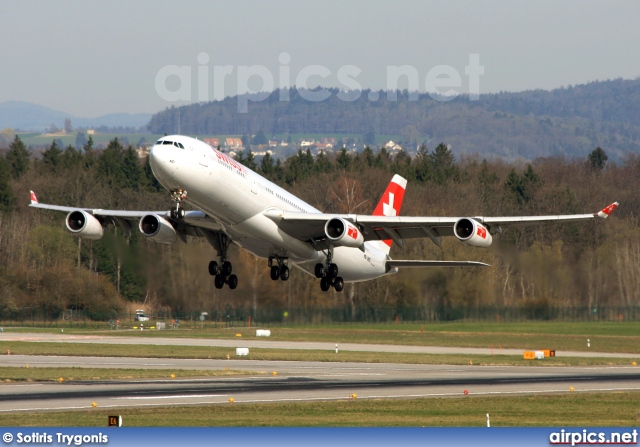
[477,225,487,239]
[347,225,358,239]
[30,191,38,204]
[373,175,407,217]
[597,202,619,218]
[372,175,407,247]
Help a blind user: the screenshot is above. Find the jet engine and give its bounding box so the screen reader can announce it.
[453,218,492,248]
[324,218,364,248]
[66,210,104,240]
[139,214,177,244]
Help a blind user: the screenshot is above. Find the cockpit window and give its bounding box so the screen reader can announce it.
[178,142,185,149]
[163,140,173,145]
[156,140,164,145]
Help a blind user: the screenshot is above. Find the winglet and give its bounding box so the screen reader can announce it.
[30,190,38,204]
[596,202,619,218]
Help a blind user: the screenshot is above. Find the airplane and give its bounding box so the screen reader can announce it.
[29,135,619,292]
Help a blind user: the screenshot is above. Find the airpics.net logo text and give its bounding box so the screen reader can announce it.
[154,52,485,112]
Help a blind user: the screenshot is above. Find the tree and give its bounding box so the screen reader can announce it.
[429,143,458,184]
[587,147,608,171]
[121,146,143,189]
[259,152,275,178]
[363,130,376,146]
[96,138,125,187]
[64,118,73,133]
[83,136,95,170]
[505,164,539,206]
[75,132,87,150]
[336,148,351,171]
[42,140,63,170]
[251,129,268,145]
[5,136,30,180]
[0,155,14,212]
[60,145,83,170]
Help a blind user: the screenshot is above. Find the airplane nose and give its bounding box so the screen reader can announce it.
[149,144,172,182]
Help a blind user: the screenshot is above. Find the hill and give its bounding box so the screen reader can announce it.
[147,78,640,161]
[0,101,152,131]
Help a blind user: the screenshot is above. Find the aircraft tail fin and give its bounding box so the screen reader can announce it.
[369,175,407,255]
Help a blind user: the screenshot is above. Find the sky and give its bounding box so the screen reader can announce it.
[1,0,639,117]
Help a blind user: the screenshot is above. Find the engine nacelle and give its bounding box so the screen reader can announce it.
[324,218,364,248]
[139,214,177,244]
[66,210,104,240]
[453,218,493,248]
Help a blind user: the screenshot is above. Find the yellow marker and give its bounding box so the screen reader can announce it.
[226,354,230,360]
[272,371,277,376]
[91,402,98,408]
[569,386,575,392]
[25,364,29,369]
[225,367,229,371]
[228,397,234,404]
[632,361,637,367]
[58,377,64,383]
[170,373,176,379]
[468,359,473,365]
[351,393,357,399]
[236,334,242,337]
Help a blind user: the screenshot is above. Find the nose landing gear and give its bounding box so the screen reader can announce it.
[169,189,187,219]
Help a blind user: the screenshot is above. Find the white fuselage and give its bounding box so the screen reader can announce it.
[149,136,392,282]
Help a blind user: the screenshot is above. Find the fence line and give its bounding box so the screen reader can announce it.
[0,305,638,328]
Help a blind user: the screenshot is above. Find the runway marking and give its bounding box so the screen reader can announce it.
[116,394,226,400]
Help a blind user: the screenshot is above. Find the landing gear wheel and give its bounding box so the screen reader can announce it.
[270,266,280,281]
[333,277,344,292]
[214,274,225,289]
[208,261,219,276]
[327,263,339,279]
[314,263,324,278]
[221,261,233,277]
[177,208,185,219]
[320,277,331,292]
[279,265,289,281]
[227,274,238,290]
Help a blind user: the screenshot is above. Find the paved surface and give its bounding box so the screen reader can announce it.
[2,332,638,358]
[0,332,639,413]
[1,355,640,413]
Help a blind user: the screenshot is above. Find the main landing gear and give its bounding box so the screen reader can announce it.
[169,189,187,219]
[315,251,344,292]
[208,234,238,289]
[269,257,290,281]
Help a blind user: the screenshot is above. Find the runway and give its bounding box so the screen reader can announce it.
[1,355,640,413]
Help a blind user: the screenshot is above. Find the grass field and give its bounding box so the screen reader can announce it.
[1,341,638,367]
[0,367,257,382]
[0,392,637,426]
[3,321,639,353]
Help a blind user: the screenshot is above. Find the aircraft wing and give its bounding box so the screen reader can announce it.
[28,191,225,239]
[265,202,619,246]
[386,260,489,269]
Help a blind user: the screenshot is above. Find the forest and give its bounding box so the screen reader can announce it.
[0,135,639,322]
[147,78,640,161]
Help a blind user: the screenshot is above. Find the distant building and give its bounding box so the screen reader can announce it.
[384,140,402,151]
[300,139,314,147]
[225,137,243,149]
[268,140,278,147]
[204,138,220,148]
[314,142,333,151]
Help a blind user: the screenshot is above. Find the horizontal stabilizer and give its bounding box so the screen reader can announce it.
[387,260,489,269]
